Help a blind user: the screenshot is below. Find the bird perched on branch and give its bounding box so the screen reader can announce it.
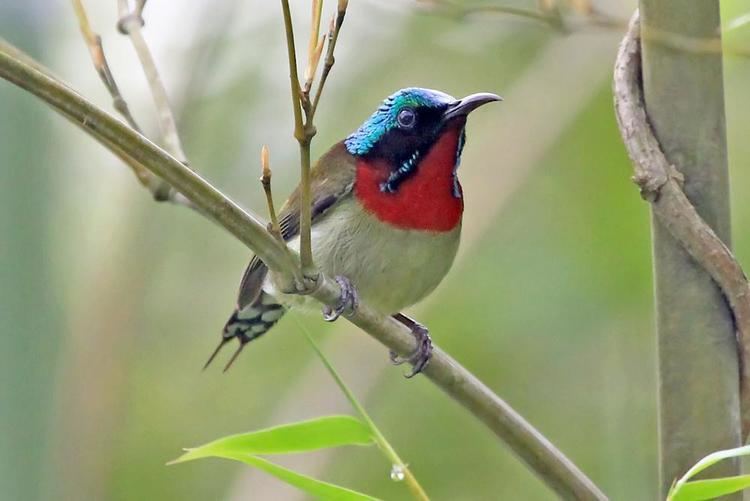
[206,87,500,377]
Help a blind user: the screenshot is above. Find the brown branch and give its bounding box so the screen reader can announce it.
[302,0,324,98]
[259,145,284,243]
[0,39,606,501]
[613,10,750,439]
[309,2,347,118]
[71,0,140,132]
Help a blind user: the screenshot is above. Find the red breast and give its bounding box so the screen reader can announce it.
[354,125,464,232]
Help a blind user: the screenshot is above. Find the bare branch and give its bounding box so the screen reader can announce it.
[113,0,197,207]
[614,10,750,439]
[117,0,188,164]
[72,0,141,132]
[0,40,606,501]
[309,4,347,119]
[259,145,284,243]
[302,0,325,97]
[71,0,160,191]
[279,0,315,278]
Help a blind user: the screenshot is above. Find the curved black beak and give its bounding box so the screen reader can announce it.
[442,92,502,122]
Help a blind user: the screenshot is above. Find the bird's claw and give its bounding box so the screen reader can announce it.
[389,323,432,378]
[322,276,359,322]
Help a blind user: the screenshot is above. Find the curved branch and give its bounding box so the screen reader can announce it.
[613,11,750,439]
[0,41,605,500]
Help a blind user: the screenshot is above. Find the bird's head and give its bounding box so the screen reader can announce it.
[345,88,500,232]
[345,88,500,195]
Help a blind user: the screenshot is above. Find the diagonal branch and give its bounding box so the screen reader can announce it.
[613,10,750,439]
[0,41,606,501]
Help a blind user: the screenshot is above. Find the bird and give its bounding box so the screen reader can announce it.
[205,87,501,377]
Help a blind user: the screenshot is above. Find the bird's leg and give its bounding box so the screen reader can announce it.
[390,313,433,378]
[322,275,359,322]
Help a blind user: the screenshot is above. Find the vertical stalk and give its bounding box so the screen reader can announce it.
[638,1,741,495]
[279,0,314,275]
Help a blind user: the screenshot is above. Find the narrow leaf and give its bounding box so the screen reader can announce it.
[674,445,750,485]
[669,475,750,501]
[210,453,379,501]
[668,444,750,500]
[171,415,373,464]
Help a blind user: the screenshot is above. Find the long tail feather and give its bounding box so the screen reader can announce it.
[223,343,247,373]
[203,337,231,370]
[205,291,286,370]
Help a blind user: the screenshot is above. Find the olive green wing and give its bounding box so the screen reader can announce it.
[236,142,356,308]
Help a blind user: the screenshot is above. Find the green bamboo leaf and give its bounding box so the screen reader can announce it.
[206,452,379,501]
[668,445,750,500]
[170,415,373,463]
[669,475,750,501]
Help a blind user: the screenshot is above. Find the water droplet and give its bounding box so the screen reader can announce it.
[390,464,405,482]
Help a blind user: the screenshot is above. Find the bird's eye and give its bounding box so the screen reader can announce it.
[397,108,416,129]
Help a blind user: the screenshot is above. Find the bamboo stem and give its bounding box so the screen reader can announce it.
[636,2,741,494]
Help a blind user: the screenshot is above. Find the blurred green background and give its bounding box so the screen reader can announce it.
[3,0,750,499]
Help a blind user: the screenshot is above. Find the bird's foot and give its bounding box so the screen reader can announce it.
[389,317,432,378]
[322,276,359,322]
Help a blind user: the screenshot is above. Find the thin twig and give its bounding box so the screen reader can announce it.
[117,0,187,164]
[135,0,147,17]
[280,0,315,278]
[302,0,325,99]
[309,3,347,118]
[115,0,196,206]
[70,0,191,203]
[71,0,141,132]
[613,10,750,439]
[260,145,284,243]
[71,0,160,190]
[0,41,606,501]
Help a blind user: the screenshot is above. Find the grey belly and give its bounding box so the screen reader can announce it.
[269,198,461,314]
